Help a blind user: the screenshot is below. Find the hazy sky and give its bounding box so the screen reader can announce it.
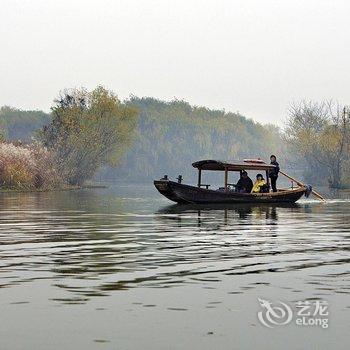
[1,0,349,124]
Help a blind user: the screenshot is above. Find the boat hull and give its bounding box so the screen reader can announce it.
[154,180,306,204]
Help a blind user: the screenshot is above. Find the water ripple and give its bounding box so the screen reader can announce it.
[0,190,349,304]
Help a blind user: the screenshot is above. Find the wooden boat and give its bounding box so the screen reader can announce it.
[154,159,308,204]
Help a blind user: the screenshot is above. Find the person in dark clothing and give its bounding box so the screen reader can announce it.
[235,171,253,193]
[269,155,280,192]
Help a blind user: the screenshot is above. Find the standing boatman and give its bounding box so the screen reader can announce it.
[269,155,280,192]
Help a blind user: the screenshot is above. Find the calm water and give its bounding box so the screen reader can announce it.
[0,185,349,350]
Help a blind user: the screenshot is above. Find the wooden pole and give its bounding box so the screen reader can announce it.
[197,168,202,188]
[224,167,228,190]
[279,170,326,202]
[265,170,270,187]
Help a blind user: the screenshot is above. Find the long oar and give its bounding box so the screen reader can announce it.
[279,170,326,202]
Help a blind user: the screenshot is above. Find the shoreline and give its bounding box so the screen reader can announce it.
[1,183,349,195]
[0,184,108,193]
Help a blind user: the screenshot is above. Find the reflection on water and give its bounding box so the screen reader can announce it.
[1,189,349,300]
[0,186,349,349]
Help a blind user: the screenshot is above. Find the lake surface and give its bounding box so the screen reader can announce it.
[0,185,349,350]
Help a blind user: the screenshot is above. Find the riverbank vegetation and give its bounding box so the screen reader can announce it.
[0,142,61,190]
[0,86,138,190]
[0,92,349,190]
[285,101,350,188]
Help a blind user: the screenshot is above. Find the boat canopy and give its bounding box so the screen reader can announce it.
[192,159,276,171]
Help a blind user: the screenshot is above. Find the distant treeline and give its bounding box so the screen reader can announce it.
[101,97,285,182]
[0,106,50,141]
[1,94,349,188]
[0,97,285,184]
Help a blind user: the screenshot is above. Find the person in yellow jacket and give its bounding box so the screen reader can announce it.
[251,174,267,193]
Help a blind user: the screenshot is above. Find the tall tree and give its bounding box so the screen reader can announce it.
[285,100,350,188]
[40,86,138,186]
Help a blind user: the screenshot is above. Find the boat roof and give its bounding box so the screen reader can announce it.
[192,159,276,171]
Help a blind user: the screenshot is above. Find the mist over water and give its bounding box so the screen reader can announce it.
[0,185,349,349]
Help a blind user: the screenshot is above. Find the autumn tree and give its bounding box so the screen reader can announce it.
[40,86,138,186]
[285,100,350,188]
